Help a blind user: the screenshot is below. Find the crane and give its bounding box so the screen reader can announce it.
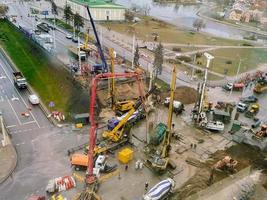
[148,66,176,172]
[87,72,146,184]
[86,6,108,74]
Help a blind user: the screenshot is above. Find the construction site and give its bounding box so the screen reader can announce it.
[1,2,267,200]
[60,8,267,198]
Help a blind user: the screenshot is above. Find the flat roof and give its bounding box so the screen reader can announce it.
[69,0,125,9]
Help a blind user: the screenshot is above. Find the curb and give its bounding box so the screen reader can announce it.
[0,48,58,126]
[0,124,17,184]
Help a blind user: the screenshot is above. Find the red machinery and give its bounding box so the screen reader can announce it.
[86,72,143,184]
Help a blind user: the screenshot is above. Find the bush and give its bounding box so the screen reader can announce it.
[172,47,181,52]
[176,55,192,63]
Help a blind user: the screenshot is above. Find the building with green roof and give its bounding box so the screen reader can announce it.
[55,0,125,21]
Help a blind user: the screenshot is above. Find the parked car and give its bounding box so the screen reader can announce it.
[28,94,40,105]
[240,95,258,103]
[236,102,248,112]
[72,37,78,43]
[66,34,72,39]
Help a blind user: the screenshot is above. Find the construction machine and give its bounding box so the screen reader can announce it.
[102,85,157,142]
[86,6,108,74]
[85,72,155,184]
[80,30,93,53]
[213,156,238,173]
[245,103,259,118]
[146,66,177,172]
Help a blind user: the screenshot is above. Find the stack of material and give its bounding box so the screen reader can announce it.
[46,176,76,193]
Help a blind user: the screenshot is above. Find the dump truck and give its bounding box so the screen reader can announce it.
[164,97,184,115]
[223,82,244,91]
[13,72,27,89]
[143,178,175,200]
[70,154,117,174]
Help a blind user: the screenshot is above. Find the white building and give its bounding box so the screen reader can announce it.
[54,0,125,21]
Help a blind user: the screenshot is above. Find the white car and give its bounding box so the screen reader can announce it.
[66,34,72,39]
[28,94,40,105]
[205,121,224,131]
[237,102,248,113]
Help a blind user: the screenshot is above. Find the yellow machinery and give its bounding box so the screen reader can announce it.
[80,30,94,53]
[148,66,176,172]
[254,82,267,93]
[109,48,136,114]
[103,86,156,142]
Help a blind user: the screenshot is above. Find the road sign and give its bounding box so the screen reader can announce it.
[41,10,49,16]
[49,101,55,107]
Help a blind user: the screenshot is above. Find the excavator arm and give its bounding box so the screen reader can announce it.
[102,85,157,142]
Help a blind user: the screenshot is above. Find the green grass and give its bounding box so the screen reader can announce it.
[0,20,88,116]
[195,48,267,76]
[102,16,244,46]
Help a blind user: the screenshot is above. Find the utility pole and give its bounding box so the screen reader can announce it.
[131,34,135,69]
[77,33,81,75]
[73,17,75,38]
[109,48,116,110]
[230,58,242,97]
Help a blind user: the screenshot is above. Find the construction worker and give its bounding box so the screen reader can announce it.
[125,164,128,171]
[145,182,149,191]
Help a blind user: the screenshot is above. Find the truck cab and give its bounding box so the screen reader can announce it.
[13,72,27,89]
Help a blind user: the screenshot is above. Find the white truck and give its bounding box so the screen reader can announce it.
[13,72,27,89]
[164,97,184,115]
[143,178,175,200]
[205,121,224,132]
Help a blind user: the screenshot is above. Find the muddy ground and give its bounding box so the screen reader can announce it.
[171,144,267,199]
[161,86,198,104]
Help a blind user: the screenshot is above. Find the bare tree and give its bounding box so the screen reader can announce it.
[193,19,206,32]
[153,42,164,77]
[125,10,134,22]
[133,45,140,67]
[142,4,151,16]
[0,4,9,18]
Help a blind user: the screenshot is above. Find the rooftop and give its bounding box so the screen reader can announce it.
[69,0,125,9]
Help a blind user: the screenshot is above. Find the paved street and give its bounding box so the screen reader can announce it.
[0,50,87,199]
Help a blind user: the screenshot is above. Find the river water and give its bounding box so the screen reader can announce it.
[115,0,255,40]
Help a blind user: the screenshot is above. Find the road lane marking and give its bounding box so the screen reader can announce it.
[0,62,41,128]
[0,96,3,102]
[6,96,22,125]
[6,124,16,128]
[22,121,35,125]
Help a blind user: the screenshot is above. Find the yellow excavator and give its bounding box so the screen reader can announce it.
[80,30,95,53]
[103,86,157,142]
[147,66,176,172]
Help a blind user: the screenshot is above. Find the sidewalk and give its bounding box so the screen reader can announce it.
[0,120,17,184]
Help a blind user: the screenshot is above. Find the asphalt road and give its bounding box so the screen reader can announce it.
[0,48,87,200]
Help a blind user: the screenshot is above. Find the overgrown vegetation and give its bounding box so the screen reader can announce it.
[0,20,88,116]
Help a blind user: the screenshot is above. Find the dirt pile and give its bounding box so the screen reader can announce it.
[97,82,147,107]
[161,86,198,104]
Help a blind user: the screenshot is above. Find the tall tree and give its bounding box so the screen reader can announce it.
[73,12,84,31]
[153,42,164,77]
[193,19,206,32]
[63,4,73,24]
[50,0,58,16]
[0,4,9,18]
[133,45,140,67]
